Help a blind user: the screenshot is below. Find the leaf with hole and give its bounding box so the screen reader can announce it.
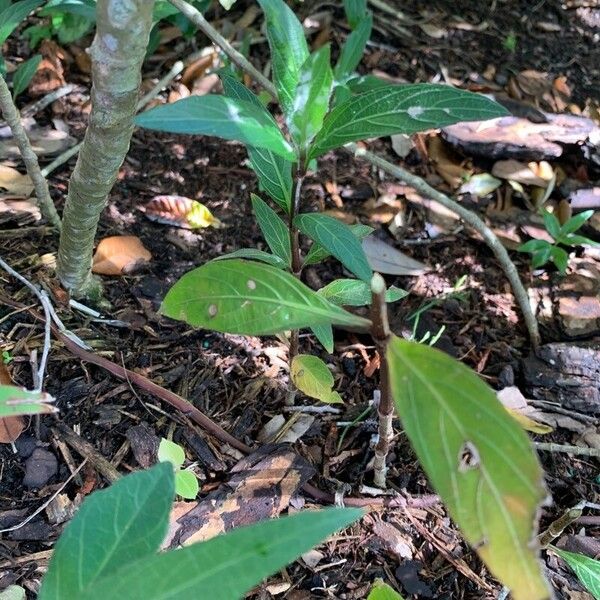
[551,547,600,598]
[318,279,407,306]
[309,84,509,159]
[161,259,371,335]
[135,96,295,160]
[257,0,309,115]
[221,74,292,212]
[291,354,342,404]
[288,45,333,150]
[251,194,291,266]
[295,214,372,281]
[386,337,550,600]
[39,463,174,600]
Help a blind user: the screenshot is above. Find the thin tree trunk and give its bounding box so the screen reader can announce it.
[56,0,155,297]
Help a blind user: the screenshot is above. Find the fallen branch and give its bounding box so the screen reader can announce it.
[167,0,540,349]
[0,75,61,229]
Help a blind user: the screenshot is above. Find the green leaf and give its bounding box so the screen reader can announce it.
[335,15,372,81]
[158,438,185,468]
[77,508,362,600]
[304,223,373,266]
[368,580,405,600]
[0,586,26,600]
[343,0,368,29]
[160,259,371,335]
[257,0,309,115]
[0,384,55,417]
[39,463,175,600]
[386,337,550,600]
[135,96,295,160]
[549,246,569,274]
[0,0,44,45]
[559,209,594,235]
[560,233,599,247]
[175,470,199,499]
[541,210,561,240]
[517,239,551,254]
[291,354,342,404]
[294,213,373,281]
[214,248,288,269]
[289,45,333,151]
[251,194,291,266]
[221,74,293,212]
[551,547,600,598]
[318,279,407,306]
[531,246,552,269]
[311,324,334,353]
[309,84,509,159]
[12,54,41,98]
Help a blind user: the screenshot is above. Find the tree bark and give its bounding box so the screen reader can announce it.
[56,0,155,296]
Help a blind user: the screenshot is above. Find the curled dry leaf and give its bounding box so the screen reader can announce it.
[362,236,427,276]
[92,236,152,276]
[0,166,34,196]
[142,195,221,229]
[0,362,25,444]
[492,159,551,188]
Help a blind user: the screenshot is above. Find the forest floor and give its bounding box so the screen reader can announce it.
[0,0,599,598]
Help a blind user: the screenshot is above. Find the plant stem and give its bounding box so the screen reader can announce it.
[56,0,156,297]
[0,75,61,229]
[171,0,541,350]
[370,273,393,488]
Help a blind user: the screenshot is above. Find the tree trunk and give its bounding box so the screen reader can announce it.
[56,0,155,296]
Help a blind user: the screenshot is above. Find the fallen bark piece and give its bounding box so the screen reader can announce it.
[163,444,315,549]
[443,114,599,161]
[522,343,600,414]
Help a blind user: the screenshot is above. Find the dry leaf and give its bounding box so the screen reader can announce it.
[0,166,34,196]
[497,386,553,435]
[92,236,152,276]
[0,117,76,159]
[0,362,25,444]
[362,236,427,275]
[142,195,221,229]
[28,40,67,96]
[428,136,470,188]
[492,159,549,187]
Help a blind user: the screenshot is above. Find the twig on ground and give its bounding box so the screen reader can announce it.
[534,442,600,457]
[538,501,585,548]
[169,0,541,349]
[0,257,52,392]
[0,75,61,229]
[42,60,185,178]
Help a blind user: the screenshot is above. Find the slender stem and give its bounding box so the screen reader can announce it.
[0,75,61,229]
[370,274,393,488]
[171,0,541,350]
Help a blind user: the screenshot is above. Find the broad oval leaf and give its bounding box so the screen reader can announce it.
[161,259,371,335]
[77,508,362,600]
[251,194,291,266]
[214,248,288,269]
[318,279,407,306]
[221,74,293,212]
[291,354,342,404]
[158,438,185,468]
[289,45,333,151]
[551,547,600,598]
[0,384,55,417]
[135,96,295,160]
[304,223,373,267]
[334,15,372,82]
[175,470,200,500]
[39,463,175,600]
[257,0,309,115]
[387,337,550,600]
[368,580,405,600]
[295,214,373,281]
[309,84,509,159]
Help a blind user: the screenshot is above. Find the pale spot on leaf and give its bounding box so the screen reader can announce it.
[208,304,218,318]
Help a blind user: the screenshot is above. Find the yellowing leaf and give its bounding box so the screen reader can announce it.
[387,337,550,600]
[291,354,343,404]
[0,165,34,196]
[506,408,553,435]
[92,236,152,276]
[143,195,221,229]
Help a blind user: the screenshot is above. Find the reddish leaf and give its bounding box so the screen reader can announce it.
[142,195,221,229]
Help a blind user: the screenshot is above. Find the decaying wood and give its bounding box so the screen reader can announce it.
[163,445,315,549]
[522,343,600,414]
[443,114,599,162]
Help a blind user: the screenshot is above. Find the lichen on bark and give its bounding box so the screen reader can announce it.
[56,0,155,297]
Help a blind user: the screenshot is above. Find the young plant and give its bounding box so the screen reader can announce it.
[518,209,598,274]
[38,462,361,599]
[158,437,200,499]
[550,546,600,597]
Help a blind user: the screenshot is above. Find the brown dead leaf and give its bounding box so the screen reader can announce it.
[492,159,549,187]
[0,363,25,443]
[0,166,34,196]
[0,117,76,159]
[427,136,470,188]
[70,45,91,75]
[28,40,67,96]
[92,236,152,276]
[181,54,214,87]
[168,83,190,104]
[191,74,220,97]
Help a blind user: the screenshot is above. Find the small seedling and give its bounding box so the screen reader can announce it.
[158,437,199,500]
[518,209,598,273]
[2,350,13,365]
